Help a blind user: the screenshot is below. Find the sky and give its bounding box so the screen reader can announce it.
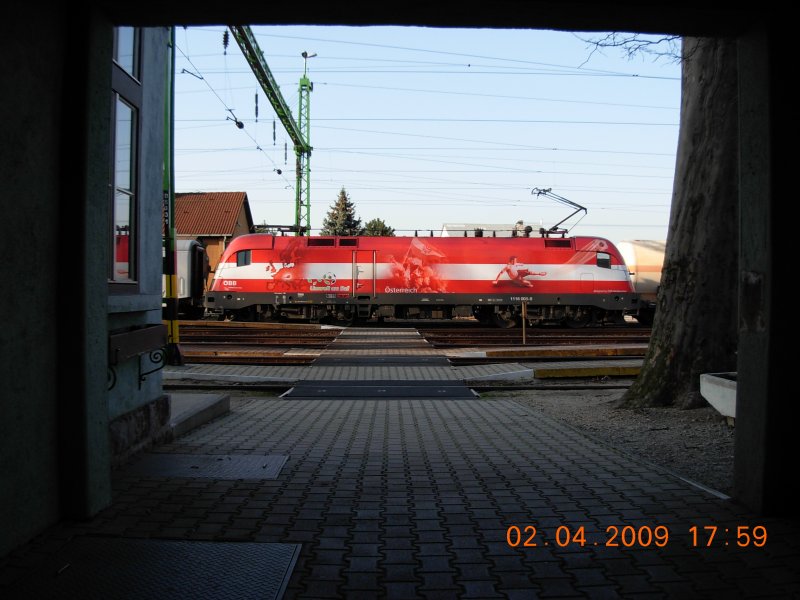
[174,26,681,247]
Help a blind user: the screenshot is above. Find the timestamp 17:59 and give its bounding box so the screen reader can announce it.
[506,524,768,548]
[690,525,767,547]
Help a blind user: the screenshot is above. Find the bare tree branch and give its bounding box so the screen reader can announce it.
[574,32,682,66]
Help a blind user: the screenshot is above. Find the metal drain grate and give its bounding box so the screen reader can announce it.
[126,454,288,479]
[3,536,300,600]
[282,380,477,399]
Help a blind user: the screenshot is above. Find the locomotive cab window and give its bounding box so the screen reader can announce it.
[597,252,611,269]
[338,238,358,247]
[236,249,252,267]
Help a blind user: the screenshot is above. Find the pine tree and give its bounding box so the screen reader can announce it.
[362,218,395,237]
[320,187,363,236]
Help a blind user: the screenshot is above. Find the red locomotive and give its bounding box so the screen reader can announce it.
[204,233,638,327]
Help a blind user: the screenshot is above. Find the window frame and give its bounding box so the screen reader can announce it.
[236,250,252,267]
[109,27,142,292]
[113,26,140,82]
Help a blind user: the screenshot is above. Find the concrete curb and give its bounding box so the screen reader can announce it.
[169,392,231,438]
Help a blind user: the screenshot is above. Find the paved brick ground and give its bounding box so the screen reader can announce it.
[7,326,797,598]
[88,396,800,598]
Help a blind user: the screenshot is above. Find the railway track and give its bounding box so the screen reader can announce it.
[175,321,338,365]
[179,322,339,345]
[418,326,651,348]
[174,320,649,365]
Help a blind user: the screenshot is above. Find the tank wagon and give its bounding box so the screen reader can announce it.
[204,234,638,327]
[617,240,666,325]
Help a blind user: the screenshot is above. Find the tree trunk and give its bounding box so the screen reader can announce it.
[620,37,739,409]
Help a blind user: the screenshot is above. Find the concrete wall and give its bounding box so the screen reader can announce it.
[0,10,169,556]
[735,24,795,515]
[0,8,65,556]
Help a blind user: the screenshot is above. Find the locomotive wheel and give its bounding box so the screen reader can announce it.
[492,313,518,329]
[566,311,592,328]
[228,307,256,322]
[325,311,354,326]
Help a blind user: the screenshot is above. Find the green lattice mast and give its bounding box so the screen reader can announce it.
[229,26,313,235]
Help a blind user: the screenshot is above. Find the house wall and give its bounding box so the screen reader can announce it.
[195,237,224,289]
[107,27,170,421]
[196,204,254,288]
[233,205,253,238]
[0,11,169,556]
[0,8,65,556]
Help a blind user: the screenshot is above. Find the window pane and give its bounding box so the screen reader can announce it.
[114,191,134,281]
[112,96,137,283]
[114,27,137,76]
[115,98,135,192]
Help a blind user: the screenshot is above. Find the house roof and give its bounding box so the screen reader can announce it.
[174,192,254,236]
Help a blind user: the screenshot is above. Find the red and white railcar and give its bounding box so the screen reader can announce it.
[204,234,638,326]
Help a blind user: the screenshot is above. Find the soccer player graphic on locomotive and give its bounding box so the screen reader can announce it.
[264,237,305,291]
[492,256,547,287]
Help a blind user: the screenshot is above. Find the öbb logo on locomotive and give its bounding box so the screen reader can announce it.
[204,233,642,327]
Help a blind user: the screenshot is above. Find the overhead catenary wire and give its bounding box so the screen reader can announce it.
[175,42,294,190]
[175,26,676,236]
[238,27,681,80]
[178,81,678,112]
[176,117,677,126]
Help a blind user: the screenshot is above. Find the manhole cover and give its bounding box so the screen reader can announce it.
[126,454,287,479]
[4,537,300,600]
